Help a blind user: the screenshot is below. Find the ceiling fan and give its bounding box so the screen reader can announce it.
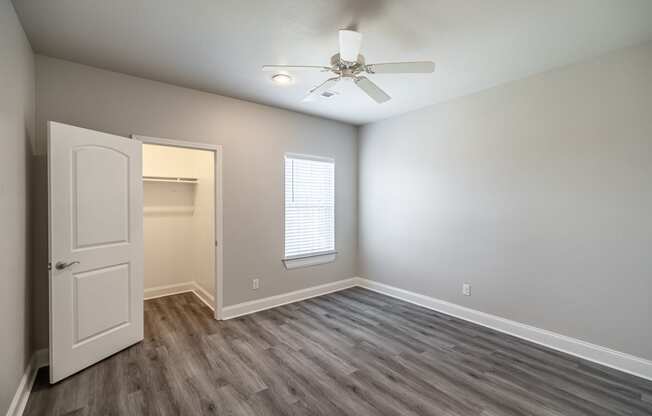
[262,29,435,104]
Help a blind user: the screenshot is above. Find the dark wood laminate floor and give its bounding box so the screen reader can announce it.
[25,288,652,416]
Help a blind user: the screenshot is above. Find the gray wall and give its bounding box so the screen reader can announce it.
[358,42,652,361]
[33,55,358,350]
[0,0,35,413]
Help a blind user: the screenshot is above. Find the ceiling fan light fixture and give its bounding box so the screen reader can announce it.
[271,73,293,85]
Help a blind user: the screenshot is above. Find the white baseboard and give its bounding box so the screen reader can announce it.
[222,278,358,320]
[5,349,48,416]
[191,281,215,311]
[144,281,215,310]
[355,277,652,382]
[144,282,196,300]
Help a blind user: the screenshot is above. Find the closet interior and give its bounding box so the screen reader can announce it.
[142,143,216,308]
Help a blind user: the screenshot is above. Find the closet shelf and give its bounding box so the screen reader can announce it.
[144,206,194,214]
[143,176,198,184]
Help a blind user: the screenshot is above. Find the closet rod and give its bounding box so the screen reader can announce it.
[143,176,198,183]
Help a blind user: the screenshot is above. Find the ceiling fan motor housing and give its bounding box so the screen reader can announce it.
[331,53,366,78]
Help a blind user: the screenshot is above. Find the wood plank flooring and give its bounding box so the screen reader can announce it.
[24,287,652,415]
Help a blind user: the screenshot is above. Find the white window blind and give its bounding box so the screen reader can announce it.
[284,155,335,259]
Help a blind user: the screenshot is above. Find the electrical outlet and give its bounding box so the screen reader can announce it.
[462,283,471,296]
[252,278,260,290]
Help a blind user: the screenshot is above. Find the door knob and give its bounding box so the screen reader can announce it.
[55,261,80,270]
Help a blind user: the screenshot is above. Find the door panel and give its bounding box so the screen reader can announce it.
[73,264,130,344]
[49,121,143,383]
[73,146,130,249]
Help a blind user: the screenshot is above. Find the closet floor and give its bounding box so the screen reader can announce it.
[24,288,652,415]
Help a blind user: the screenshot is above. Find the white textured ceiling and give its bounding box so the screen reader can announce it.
[12,0,652,125]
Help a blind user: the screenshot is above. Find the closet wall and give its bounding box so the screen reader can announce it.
[191,148,216,298]
[143,144,215,303]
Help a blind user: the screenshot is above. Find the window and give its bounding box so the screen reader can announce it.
[283,154,335,268]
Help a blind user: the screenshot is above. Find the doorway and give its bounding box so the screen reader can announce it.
[135,135,224,320]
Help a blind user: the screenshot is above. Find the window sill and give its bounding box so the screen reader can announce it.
[283,252,337,270]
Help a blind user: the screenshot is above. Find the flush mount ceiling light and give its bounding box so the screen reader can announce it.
[271,73,293,85]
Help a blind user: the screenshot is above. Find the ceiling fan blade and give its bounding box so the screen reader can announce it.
[366,61,435,74]
[262,65,331,72]
[339,29,362,63]
[354,76,391,103]
[302,77,340,102]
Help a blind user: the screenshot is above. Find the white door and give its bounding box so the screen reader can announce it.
[49,121,143,383]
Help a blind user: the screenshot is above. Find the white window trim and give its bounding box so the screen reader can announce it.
[283,153,336,270]
[283,252,337,269]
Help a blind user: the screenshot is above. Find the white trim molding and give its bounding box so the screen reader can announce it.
[144,282,196,300]
[132,135,219,151]
[144,281,215,310]
[5,349,48,416]
[355,277,652,382]
[192,282,216,310]
[283,252,337,269]
[222,278,358,319]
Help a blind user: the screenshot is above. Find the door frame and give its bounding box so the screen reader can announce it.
[132,135,224,320]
